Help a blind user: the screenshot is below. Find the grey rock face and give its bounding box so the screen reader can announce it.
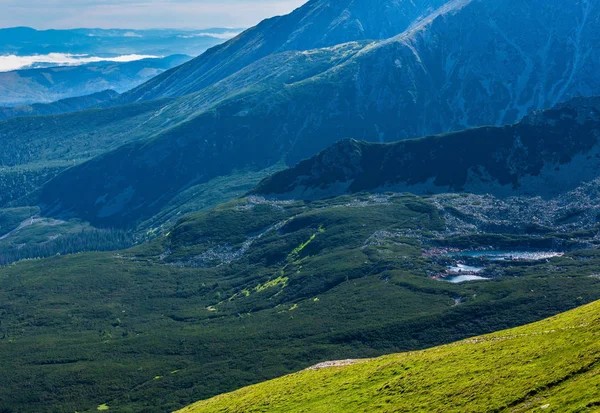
[273,0,600,162]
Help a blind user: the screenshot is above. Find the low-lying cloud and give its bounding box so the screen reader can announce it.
[0,53,159,72]
[178,31,242,39]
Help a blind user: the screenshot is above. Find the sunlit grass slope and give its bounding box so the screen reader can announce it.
[178,299,600,413]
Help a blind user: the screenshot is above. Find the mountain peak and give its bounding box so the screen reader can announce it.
[118,0,453,103]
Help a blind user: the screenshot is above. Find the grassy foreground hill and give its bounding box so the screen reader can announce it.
[178,299,600,413]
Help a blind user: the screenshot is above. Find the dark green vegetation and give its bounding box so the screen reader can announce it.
[0,168,277,266]
[0,207,133,266]
[179,298,600,413]
[253,97,600,199]
[1,193,600,412]
[0,90,119,121]
[0,227,132,266]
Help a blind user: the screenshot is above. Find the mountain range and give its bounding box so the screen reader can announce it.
[2,0,596,232]
[253,96,600,199]
[116,0,453,103]
[2,1,600,412]
[0,90,119,121]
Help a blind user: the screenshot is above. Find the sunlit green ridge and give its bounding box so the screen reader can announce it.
[178,300,600,413]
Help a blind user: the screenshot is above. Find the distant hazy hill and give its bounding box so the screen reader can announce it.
[0,55,190,106]
[0,26,242,57]
[178,299,600,413]
[0,90,119,121]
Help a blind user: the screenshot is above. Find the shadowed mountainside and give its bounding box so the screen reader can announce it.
[253,97,600,199]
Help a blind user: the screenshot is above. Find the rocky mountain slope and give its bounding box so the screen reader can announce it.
[35,92,600,230]
[178,298,600,413]
[30,43,367,227]
[253,97,600,199]
[118,0,452,103]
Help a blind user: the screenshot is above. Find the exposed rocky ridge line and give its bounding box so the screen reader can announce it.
[252,97,600,199]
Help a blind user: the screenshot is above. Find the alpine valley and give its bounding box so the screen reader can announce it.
[1,0,600,412]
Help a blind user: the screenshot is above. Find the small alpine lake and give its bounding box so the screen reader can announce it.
[449,250,564,261]
[436,250,565,283]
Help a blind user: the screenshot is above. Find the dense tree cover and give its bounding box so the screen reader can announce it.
[0,228,133,266]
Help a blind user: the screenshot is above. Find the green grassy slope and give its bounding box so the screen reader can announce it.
[1,194,600,412]
[179,299,600,413]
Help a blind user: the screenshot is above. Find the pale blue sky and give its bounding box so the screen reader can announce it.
[0,0,307,29]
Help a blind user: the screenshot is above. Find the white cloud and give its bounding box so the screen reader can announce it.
[178,31,242,39]
[0,53,159,72]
